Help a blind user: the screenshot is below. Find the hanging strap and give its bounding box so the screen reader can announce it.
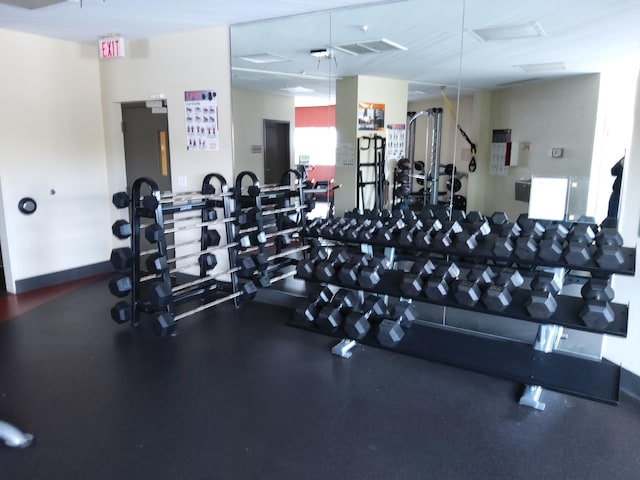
[441,88,477,172]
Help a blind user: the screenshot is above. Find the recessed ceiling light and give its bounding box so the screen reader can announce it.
[232,67,341,82]
[514,62,566,72]
[281,86,314,93]
[235,52,290,64]
[0,0,78,8]
[470,21,545,41]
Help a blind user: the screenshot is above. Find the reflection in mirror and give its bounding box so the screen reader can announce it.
[230,0,639,222]
[457,1,639,225]
[230,0,467,217]
[230,11,333,192]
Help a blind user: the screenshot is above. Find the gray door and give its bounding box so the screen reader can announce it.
[263,119,290,185]
[122,102,172,192]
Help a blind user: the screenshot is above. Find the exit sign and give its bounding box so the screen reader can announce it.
[99,36,125,59]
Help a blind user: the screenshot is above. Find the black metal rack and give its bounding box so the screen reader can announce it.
[125,173,235,326]
[291,211,635,408]
[356,135,386,211]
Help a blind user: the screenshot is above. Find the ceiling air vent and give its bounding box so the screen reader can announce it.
[333,38,407,56]
[0,0,79,9]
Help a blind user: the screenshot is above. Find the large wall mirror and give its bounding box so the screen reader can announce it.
[230,0,638,224]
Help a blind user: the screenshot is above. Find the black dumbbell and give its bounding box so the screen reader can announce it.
[516,214,546,240]
[337,254,369,287]
[515,235,538,260]
[400,258,437,297]
[453,265,496,306]
[296,246,330,280]
[308,285,336,305]
[108,274,132,297]
[489,211,509,226]
[455,219,491,252]
[375,218,407,242]
[414,219,443,248]
[433,220,463,248]
[492,222,524,257]
[358,219,384,243]
[112,220,132,239]
[563,224,596,266]
[316,289,359,332]
[343,222,367,242]
[304,218,329,236]
[333,218,359,240]
[464,211,485,224]
[579,277,616,329]
[424,262,461,300]
[315,249,350,282]
[110,301,131,324]
[481,268,523,311]
[112,191,131,209]
[376,300,418,348]
[358,256,389,289]
[524,271,562,318]
[537,223,568,261]
[594,228,625,269]
[397,219,425,247]
[110,247,134,271]
[300,286,335,325]
[538,238,565,262]
[343,295,388,340]
[542,223,570,241]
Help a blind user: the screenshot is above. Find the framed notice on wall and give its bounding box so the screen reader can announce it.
[358,102,385,131]
[185,90,219,151]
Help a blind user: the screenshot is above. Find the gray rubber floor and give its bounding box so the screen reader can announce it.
[1,277,640,480]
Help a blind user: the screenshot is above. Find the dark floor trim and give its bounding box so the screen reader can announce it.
[14,261,111,293]
[620,368,640,402]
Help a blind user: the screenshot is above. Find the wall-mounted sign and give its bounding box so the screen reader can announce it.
[185,90,219,151]
[357,102,385,131]
[98,36,125,59]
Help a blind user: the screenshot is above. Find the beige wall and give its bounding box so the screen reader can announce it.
[469,75,600,220]
[99,27,234,272]
[334,76,408,215]
[0,29,110,293]
[231,89,295,181]
[99,27,234,205]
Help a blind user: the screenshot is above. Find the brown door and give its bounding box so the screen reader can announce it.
[263,119,291,185]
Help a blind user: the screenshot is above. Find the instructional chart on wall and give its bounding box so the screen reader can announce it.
[490,128,511,176]
[185,90,219,151]
[385,124,406,161]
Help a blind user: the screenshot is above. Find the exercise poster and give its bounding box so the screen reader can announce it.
[185,90,219,151]
[386,123,406,160]
[357,102,385,131]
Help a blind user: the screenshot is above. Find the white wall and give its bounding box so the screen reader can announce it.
[99,27,234,272]
[470,75,600,221]
[0,29,111,293]
[603,69,640,375]
[231,89,295,181]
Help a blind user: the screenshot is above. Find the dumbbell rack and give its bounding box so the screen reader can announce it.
[111,173,237,328]
[291,210,635,408]
[230,169,311,288]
